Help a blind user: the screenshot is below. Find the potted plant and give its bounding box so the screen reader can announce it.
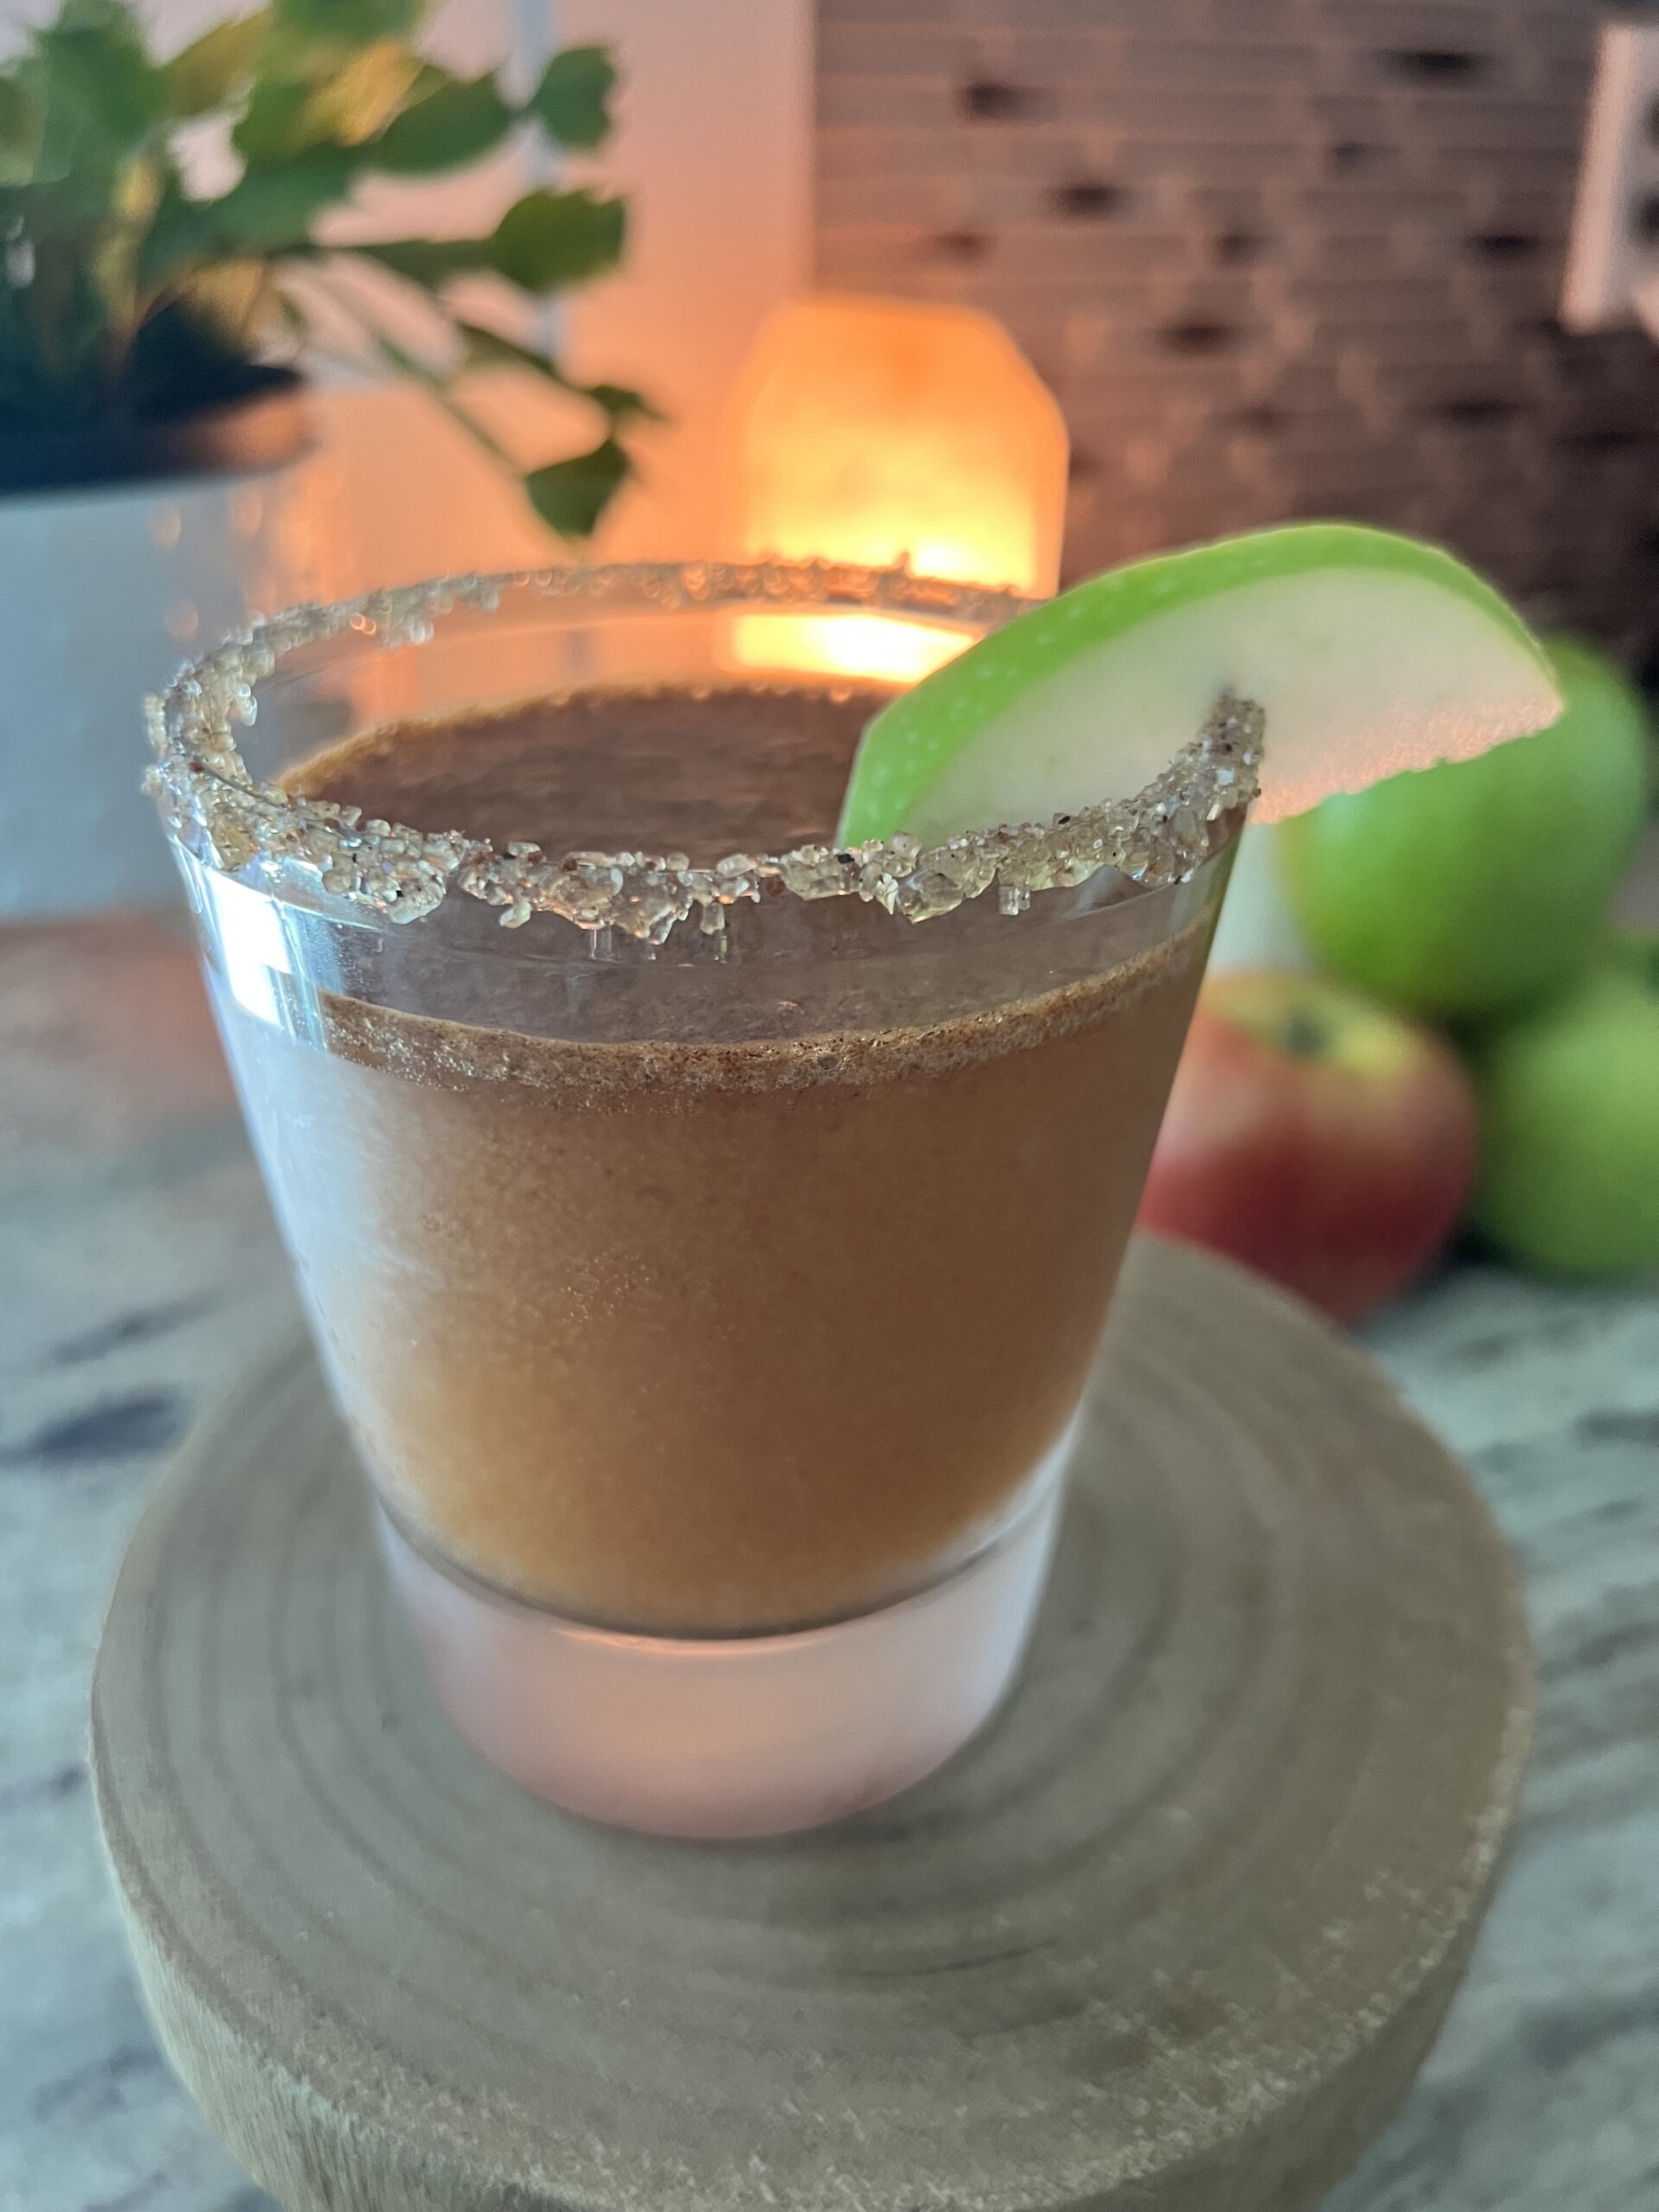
[0,0,650,914]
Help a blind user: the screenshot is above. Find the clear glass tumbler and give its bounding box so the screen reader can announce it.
[148,561,1253,1837]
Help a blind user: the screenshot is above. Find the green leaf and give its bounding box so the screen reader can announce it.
[0,75,44,185]
[525,45,616,151]
[525,434,629,538]
[35,13,169,186]
[488,187,623,289]
[358,188,623,296]
[115,142,164,219]
[222,146,358,246]
[56,0,135,32]
[305,39,424,147]
[231,75,310,162]
[455,319,559,377]
[584,378,658,424]
[134,164,200,283]
[354,234,484,286]
[234,38,418,157]
[272,0,423,40]
[369,67,513,172]
[178,146,356,257]
[87,145,165,332]
[456,320,658,424]
[301,37,423,144]
[165,13,269,118]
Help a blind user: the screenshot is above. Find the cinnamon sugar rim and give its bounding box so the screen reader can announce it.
[144,558,1262,943]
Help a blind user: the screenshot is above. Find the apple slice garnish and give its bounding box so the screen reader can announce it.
[837,524,1562,845]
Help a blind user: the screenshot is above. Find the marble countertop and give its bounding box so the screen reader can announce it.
[3,916,1656,2212]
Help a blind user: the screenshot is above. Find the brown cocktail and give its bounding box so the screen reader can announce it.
[149,563,1251,1835]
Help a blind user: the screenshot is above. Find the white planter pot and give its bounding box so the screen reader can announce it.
[0,443,309,918]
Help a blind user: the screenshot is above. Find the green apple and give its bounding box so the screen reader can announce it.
[1471,935,1659,1275]
[1279,635,1651,1019]
[838,524,1560,844]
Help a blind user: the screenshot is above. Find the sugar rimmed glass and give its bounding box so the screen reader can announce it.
[149,561,1255,1838]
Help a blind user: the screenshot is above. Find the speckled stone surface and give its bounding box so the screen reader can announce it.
[3,917,1656,2212]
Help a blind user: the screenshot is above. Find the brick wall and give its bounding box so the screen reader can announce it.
[816,0,1659,663]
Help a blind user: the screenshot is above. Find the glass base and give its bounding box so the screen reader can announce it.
[376,1476,1065,1840]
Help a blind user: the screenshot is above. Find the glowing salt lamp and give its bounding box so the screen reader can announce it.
[725,294,1068,683]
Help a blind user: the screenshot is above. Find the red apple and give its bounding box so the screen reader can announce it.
[1137,970,1478,1323]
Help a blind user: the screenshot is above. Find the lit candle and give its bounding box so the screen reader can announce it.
[725,294,1068,683]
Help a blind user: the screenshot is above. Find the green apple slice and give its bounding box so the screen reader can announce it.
[836,524,1562,845]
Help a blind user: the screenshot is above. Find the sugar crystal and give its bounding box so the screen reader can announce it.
[145,561,1260,941]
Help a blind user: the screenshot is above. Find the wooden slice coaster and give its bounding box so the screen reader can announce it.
[92,1239,1532,2212]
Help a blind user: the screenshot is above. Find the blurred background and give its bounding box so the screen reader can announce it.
[1,4,1656,2210]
